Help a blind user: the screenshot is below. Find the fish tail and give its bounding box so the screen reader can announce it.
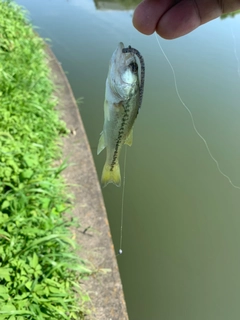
[101,161,121,187]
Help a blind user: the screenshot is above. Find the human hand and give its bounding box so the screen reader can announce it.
[133,0,240,39]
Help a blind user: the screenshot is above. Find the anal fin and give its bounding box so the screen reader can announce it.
[97,132,106,155]
[124,128,133,146]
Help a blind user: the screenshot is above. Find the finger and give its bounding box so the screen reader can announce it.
[221,0,240,13]
[157,0,222,39]
[157,0,202,39]
[133,0,174,35]
[133,0,223,39]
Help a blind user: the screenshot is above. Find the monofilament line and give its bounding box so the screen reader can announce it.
[155,33,240,190]
[117,146,127,256]
[230,23,240,79]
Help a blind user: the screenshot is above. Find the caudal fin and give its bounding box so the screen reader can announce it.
[101,161,121,187]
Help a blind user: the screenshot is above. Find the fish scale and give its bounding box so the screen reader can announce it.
[110,104,131,171]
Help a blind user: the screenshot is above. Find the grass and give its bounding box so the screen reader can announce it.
[0,1,91,319]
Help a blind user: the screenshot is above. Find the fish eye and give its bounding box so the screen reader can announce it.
[128,62,138,74]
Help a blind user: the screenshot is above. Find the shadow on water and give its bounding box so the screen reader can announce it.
[16,0,240,319]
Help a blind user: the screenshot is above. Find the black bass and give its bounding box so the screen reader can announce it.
[97,42,144,187]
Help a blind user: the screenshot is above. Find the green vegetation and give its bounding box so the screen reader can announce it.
[94,0,141,10]
[221,9,240,19]
[0,1,91,319]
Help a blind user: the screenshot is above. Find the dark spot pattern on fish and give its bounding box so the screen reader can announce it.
[110,101,131,171]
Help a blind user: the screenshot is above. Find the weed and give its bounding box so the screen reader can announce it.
[0,1,91,319]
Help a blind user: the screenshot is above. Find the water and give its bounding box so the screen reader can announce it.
[16,1,240,319]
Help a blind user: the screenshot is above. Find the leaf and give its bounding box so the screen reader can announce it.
[14,293,29,300]
[20,168,33,179]
[0,268,11,282]
[29,252,38,269]
[1,201,10,210]
[25,281,32,291]
[48,286,62,294]
[33,284,44,296]
[0,286,9,301]
[0,304,16,312]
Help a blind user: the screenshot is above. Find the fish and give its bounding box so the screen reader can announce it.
[97,42,144,187]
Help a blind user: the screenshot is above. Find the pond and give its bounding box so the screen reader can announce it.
[16,1,240,319]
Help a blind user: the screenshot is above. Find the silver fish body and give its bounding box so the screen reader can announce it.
[97,42,140,187]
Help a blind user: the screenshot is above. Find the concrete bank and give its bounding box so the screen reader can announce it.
[46,46,129,320]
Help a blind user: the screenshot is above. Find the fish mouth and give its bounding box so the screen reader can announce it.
[115,42,125,58]
[110,42,137,85]
[113,42,134,68]
[108,42,138,97]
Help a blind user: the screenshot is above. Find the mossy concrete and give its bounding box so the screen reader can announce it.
[46,46,128,320]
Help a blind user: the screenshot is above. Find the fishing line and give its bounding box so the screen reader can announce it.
[116,46,145,256]
[155,32,240,190]
[116,45,145,256]
[116,146,127,256]
[230,23,240,79]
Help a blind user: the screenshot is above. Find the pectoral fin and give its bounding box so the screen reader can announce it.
[124,128,133,146]
[97,132,106,155]
[104,100,110,121]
